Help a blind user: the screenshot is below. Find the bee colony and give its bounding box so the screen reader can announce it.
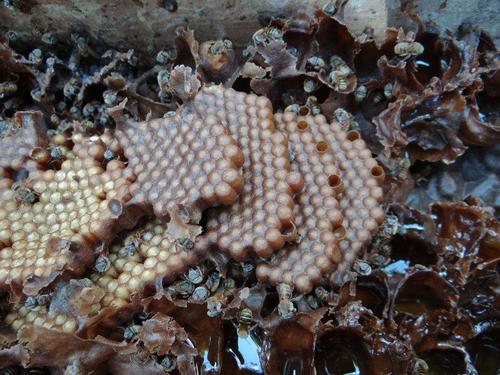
[0,2,498,374]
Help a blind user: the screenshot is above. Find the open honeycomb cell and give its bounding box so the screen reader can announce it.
[193,86,304,261]
[0,141,134,294]
[256,113,345,293]
[114,108,245,222]
[257,113,385,291]
[0,111,48,175]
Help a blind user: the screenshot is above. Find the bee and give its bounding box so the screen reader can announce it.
[191,286,209,302]
[206,296,224,317]
[266,27,283,42]
[412,358,430,375]
[82,102,98,118]
[12,183,38,205]
[335,77,348,92]
[80,120,96,133]
[103,90,118,106]
[390,156,411,180]
[168,280,195,298]
[0,366,24,375]
[123,236,141,256]
[209,39,233,55]
[205,271,221,293]
[334,108,353,129]
[30,88,43,102]
[305,96,320,115]
[252,29,266,45]
[95,255,110,273]
[314,286,330,302]
[123,324,142,341]
[276,284,296,318]
[394,41,424,56]
[63,361,84,375]
[156,50,172,64]
[163,0,178,12]
[372,91,385,104]
[160,355,176,371]
[252,27,283,45]
[330,55,345,69]
[353,260,372,276]
[287,46,300,57]
[241,47,253,59]
[223,277,236,296]
[241,262,254,275]
[102,149,115,162]
[6,30,18,42]
[277,283,293,301]
[277,300,296,319]
[49,146,66,161]
[239,308,253,325]
[303,79,317,93]
[0,81,18,98]
[178,238,194,250]
[127,54,138,67]
[63,78,80,98]
[41,32,56,45]
[379,213,400,239]
[306,294,319,309]
[284,104,300,114]
[157,69,171,92]
[306,56,327,72]
[25,296,38,308]
[322,2,336,16]
[28,49,43,65]
[384,83,394,99]
[187,267,204,284]
[69,105,82,117]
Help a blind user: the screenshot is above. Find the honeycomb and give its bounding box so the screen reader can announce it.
[194,86,304,260]
[114,108,245,222]
[4,217,199,334]
[4,305,79,334]
[256,113,345,293]
[90,218,202,309]
[256,113,385,291]
[0,111,48,174]
[0,140,134,294]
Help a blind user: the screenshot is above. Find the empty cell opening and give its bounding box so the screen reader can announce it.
[316,141,328,153]
[297,121,309,132]
[335,226,347,239]
[328,174,341,188]
[371,166,384,178]
[299,106,310,116]
[280,219,297,240]
[346,130,360,141]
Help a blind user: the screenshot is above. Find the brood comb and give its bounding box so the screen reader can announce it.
[0,140,135,295]
[194,86,304,261]
[257,113,385,292]
[114,105,245,223]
